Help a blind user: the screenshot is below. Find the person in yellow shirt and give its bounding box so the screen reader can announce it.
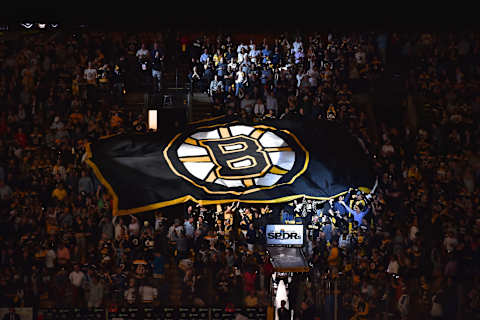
[52,183,68,201]
[244,291,259,307]
[70,110,84,124]
[327,241,340,269]
[110,111,123,128]
[72,73,81,97]
[350,296,369,320]
[212,49,222,66]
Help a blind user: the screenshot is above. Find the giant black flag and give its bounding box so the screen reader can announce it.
[86,116,375,215]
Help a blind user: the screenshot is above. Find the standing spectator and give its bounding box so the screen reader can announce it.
[99,215,114,241]
[87,275,104,308]
[45,245,57,271]
[84,62,97,103]
[69,264,85,306]
[265,90,279,115]
[139,282,158,305]
[124,278,137,305]
[56,242,70,266]
[235,69,246,97]
[277,300,291,320]
[151,41,164,92]
[444,231,458,254]
[136,42,150,61]
[0,179,12,201]
[78,170,94,195]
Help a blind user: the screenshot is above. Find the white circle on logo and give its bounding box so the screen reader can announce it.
[176,125,296,188]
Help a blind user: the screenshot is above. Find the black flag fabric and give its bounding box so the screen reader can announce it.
[86,116,376,215]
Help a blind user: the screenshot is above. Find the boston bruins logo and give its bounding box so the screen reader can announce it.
[164,123,309,195]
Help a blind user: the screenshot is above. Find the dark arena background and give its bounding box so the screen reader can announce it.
[0,6,479,320]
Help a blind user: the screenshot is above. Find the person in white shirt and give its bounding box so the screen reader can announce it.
[307,66,320,88]
[338,232,351,250]
[50,116,64,130]
[237,42,248,54]
[228,57,238,71]
[139,284,158,303]
[69,264,85,287]
[249,46,260,64]
[443,232,458,253]
[294,47,304,64]
[69,264,85,303]
[292,37,302,53]
[354,46,366,65]
[209,75,224,96]
[113,216,127,241]
[45,247,56,270]
[136,43,149,61]
[83,62,97,85]
[387,255,400,275]
[240,94,255,114]
[409,224,419,242]
[265,91,278,115]
[87,275,104,308]
[124,278,137,305]
[128,216,140,237]
[248,40,256,51]
[235,70,246,96]
[296,70,305,88]
[237,48,248,65]
[253,98,266,117]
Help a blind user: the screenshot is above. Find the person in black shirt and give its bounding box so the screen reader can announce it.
[151,42,164,93]
[297,300,316,320]
[277,300,291,320]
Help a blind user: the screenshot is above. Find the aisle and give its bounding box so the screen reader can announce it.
[164,257,184,306]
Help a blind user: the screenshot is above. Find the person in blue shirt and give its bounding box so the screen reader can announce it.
[262,45,272,64]
[321,216,333,243]
[241,63,250,75]
[260,66,272,85]
[337,198,370,224]
[224,47,234,63]
[200,48,210,65]
[217,58,227,79]
[151,251,165,277]
[184,217,194,238]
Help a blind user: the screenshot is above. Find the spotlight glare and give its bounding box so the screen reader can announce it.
[38,23,46,29]
[50,24,58,28]
[21,23,33,29]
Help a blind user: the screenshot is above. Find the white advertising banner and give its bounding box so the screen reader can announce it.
[266,224,304,246]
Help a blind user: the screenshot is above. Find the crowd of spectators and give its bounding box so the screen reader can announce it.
[188,32,384,125]
[0,30,169,310]
[0,29,479,320]
[185,32,480,320]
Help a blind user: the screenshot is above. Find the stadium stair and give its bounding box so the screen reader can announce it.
[165,258,183,306]
[191,93,214,121]
[122,90,147,113]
